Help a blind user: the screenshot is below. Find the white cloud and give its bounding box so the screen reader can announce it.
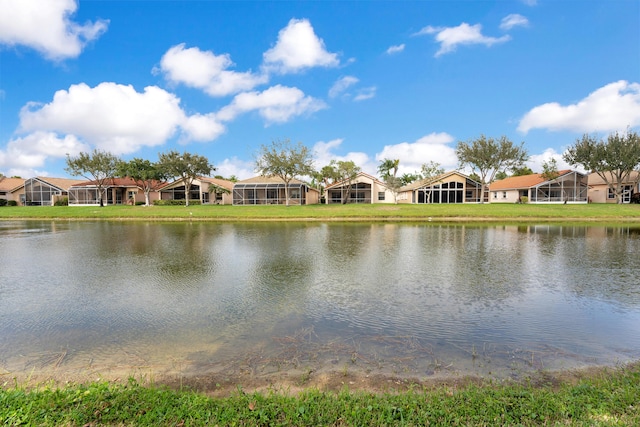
[215,157,256,180]
[158,44,267,97]
[386,44,405,55]
[329,76,359,98]
[0,0,108,60]
[18,82,225,154]
[312,138,376,175]
[375,132,458,176]
[527,148,584,174]
[217,85,327,124]
[262,18,339,74]
[0,131,89,177]
[521,0,537,6]
[354,87,377,102]
[500,14,529,31]
[518,81,640,133]
[416,23,511,57]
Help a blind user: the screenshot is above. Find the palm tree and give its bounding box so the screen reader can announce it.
[377,158,400,180]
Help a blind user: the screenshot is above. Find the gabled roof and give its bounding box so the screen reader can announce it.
[71,177,166,189]
[587,170,640,186]
[28,177,86,191]
[0,177,25,192]
[489,170,574,191]
[235,175,309,186]
[199,176,234,191]
[325,171,386,190]
[400,171,476,192]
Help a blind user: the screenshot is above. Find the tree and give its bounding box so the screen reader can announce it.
[117,158,164,206]
[255,139,314,206]
[65,149,121,207]
[400,172,421,186]
[334,160,361,204]
[511,165,534,176]
[377,158,400,180]
[540,158,560,182]
[456,135,528,203]
[563,129,640,204]
[494,170,508,181]
[157,150,215,207]
[208,183,231,203]
[420,161,445,180]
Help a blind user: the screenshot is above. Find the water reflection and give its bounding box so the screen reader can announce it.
[0,221,639,380]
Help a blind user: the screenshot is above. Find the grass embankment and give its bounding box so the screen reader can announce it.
[2,363,639,426]
[1,203,640,222]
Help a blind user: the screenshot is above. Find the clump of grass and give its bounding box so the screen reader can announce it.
[2,363,639,426]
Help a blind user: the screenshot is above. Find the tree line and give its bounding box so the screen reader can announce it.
[65,129,640,207]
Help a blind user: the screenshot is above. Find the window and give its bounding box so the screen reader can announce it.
[267,189,278,199]
[607,188,615,199]
[378,192,385,201]
[502,192,507,199]
[291,189,301,199]
[493,192,497,199]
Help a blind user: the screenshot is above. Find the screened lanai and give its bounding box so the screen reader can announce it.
[233,182,308,205]
[404,172,486,204]
[529,171,588,203]
[23,177,82,206]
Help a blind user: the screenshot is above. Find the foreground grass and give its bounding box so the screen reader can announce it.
[2,363,639,426]
[1,203,640,222]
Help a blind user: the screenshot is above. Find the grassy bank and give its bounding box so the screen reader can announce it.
[2,363,639,426]
[1,203,640,222]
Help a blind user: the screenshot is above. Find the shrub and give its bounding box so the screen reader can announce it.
[6,200,17,206]
[54,197,69,206]
[519,196,528,204]
[631,193,640,204]
[0,199,6,207]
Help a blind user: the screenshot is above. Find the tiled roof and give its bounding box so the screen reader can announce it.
[199,177,235,191]
[325,172,385,189]
[0,177,25,192]
[400,171,472,192]
[489,170,572,191]
[35,177,86,191]
[72,177,166,189]
[236,175,307,185]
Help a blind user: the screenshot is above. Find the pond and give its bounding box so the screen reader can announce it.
[1,221,639,384]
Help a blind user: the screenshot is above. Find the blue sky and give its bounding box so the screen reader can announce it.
[1,0,639,180]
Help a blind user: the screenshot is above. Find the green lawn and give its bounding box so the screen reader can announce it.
[1,203,640,222]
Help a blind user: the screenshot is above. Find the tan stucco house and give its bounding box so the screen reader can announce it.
[324,172,396,204]
[233,176,320,205]
[397,171,486,204]
[0,177,25,205]
[23,177,85,206]
[160,177,235,205]
[587,171,640,203]
[489,170,588,203]
[69,177,166,206]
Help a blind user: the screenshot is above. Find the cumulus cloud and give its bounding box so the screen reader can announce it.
[0,131,89,177]
[375,132,458,175]
[0,0,108,60]
[158,44,267,97]
[217,85,327,124]
[500,14,529,31]
[527,148,583,174]
[215,157,256,180]
[329,76,359,98]
[518,80,640,133]
[415,23,511,57]
[312,138,375,175]
[386,44,405,55]
[262,18,339,74]
[17,82,225,154]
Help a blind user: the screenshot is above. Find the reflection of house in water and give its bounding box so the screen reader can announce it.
[489,170,588,203]
[398,171,486,204]
[233,176,319,205]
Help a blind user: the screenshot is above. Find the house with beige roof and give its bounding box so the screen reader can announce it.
[587,171,640,203]
[324,172,396,204]
[160,176,235,205]
[397,171,487,204]
[0,177,25,205]
[489,170,588,203]
[23,177,85,206]
[69,177,165,206]
[233,176,319,205]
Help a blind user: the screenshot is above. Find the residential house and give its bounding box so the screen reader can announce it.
[587,171,640,203]
[489,170,588,203]
[324,172,395,204]
[68,177,165,206]
[233,176,320,205]
[160,176,235,205]
[0,177,25,205]
[397,171,486,204]
[23,177,85,206]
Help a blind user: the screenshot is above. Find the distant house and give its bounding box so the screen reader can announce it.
[587,171,640,203]
[489,170,588,203]
[0,177,25,205]
[160,177,235,205]
[23,177,85,206]
[397,171,486,204]
[68,177,165,206]
[324,172,395,204]
[233,176,320,205]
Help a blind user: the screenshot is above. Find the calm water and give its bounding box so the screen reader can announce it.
[1,221,639,380]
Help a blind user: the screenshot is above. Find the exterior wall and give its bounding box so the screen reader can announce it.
[588,182,639,203]
[325,173,390,204]
[405,173,483,204]
[490,189,521,203]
